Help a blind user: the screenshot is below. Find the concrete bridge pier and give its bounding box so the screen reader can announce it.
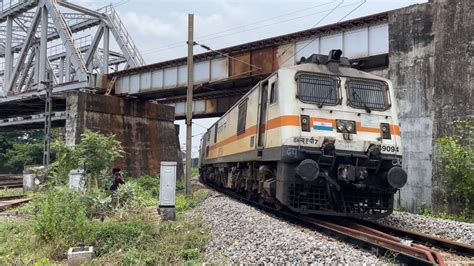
[65,91,182,177]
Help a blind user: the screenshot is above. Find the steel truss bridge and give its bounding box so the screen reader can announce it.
[0,0,390,130]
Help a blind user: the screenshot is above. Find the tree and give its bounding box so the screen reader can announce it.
[76,131,124,190]
[46,131,124,190]
[0,130,45,173]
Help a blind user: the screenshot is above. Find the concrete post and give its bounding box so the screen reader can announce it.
[185,14,194,195]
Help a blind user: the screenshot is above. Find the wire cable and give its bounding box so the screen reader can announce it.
[140,1,334,54]
[278,0,345,64]
[194,41,261,71]
[192,121,209,130]
[141,1,360,56]
[279,0,366,67]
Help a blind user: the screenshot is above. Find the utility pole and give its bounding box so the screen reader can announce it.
[42,80,52,167]
[185,14,194,195]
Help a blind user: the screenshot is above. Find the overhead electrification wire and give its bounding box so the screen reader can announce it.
[336,0,367,23]
[278,0,345,64]
[192,121,209,130]
[112,0,130,8]
[140,1,334,54]
[140,1,360,56]
[192,132,204,138]
[194,41,261,71]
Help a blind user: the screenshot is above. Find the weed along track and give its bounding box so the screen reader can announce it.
[203,180,474,265]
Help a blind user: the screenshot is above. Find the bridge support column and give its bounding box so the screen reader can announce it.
[65,92,181,177]
[389,0,473,213]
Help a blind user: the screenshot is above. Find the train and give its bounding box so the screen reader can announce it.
[199,49,407,219]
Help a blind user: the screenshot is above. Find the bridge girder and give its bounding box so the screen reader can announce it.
[0,0,145,98]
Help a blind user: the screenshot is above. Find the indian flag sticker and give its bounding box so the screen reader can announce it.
[314,121,333,131]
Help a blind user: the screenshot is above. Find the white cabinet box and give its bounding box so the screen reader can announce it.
[159,162,177,207]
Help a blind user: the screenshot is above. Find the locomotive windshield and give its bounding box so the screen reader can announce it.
[347,79,390,111]
[297,73,339,105]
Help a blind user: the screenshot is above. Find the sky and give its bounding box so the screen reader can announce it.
[75,0,426,157]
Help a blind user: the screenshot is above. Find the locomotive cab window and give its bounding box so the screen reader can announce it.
[237,99,248,135]
[270,82,278,104]
[296,73,339,105]
[347,79,390,111]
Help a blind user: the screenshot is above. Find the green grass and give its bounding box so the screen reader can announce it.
[192,167,199,177]
[417,203,474,223]
[0,188,26,198]
[0,174,211,264]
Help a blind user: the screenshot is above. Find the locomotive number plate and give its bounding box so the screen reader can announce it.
[381,145,399,153]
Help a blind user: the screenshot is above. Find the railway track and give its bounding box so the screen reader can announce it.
[203,181,474,265]
[0,194,31,212]
[0,174,23,188]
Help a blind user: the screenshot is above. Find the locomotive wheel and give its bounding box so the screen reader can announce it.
[274,200,284,211]
[245,190,253,200]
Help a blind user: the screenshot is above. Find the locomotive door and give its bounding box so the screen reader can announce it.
[257,80,269,148]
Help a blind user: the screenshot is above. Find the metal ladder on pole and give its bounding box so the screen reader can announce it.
[104,5,145,68]
[105,75,117,95]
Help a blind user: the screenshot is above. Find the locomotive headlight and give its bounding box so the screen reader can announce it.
[337,121,345,132]
[301,115,311,132]
[336,120,356,134]
[346,122,355,133]
[380,123,391,139]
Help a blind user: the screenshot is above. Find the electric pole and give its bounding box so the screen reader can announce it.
[185,14,194,195]
[42,80,52,167]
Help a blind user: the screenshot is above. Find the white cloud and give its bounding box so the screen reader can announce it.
[121,12,180,38]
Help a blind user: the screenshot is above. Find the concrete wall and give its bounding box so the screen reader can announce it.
[389,0,473,212]
[431,0,474,212]
[66,92,181,177]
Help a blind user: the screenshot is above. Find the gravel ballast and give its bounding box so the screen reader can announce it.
[190,192,382,264]
[378,211,474,245]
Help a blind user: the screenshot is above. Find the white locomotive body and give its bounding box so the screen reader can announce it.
[199,50,406,218]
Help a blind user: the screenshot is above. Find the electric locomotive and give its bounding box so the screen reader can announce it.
[199,50,407,219]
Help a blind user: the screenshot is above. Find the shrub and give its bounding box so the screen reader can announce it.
[33,188,89,257]
[45,131,124,191]
[88,218,155,256]
[436,120,474,216]
[46,141,76,186]
[134,174,160,198]
[76,131,124,188]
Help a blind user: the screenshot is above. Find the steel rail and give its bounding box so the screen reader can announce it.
[0,194,31,212]
[203,181,434,265]
[309,217,445,265]
[351,218,474,258]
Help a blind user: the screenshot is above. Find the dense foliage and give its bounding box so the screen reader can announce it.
[46,130,124,190]
[436,120,474,217]
[0,130,46,173]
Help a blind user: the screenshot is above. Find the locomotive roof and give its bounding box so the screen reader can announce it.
[283,62,388,82]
